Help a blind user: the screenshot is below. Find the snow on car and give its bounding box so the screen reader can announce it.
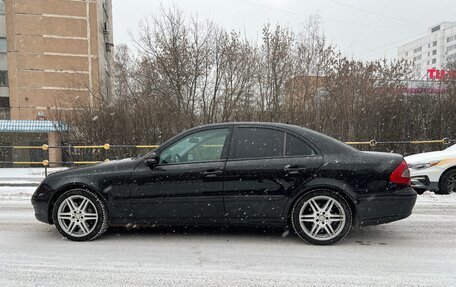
[405,144,456,194]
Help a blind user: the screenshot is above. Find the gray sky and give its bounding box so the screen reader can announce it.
[112,0,456,61]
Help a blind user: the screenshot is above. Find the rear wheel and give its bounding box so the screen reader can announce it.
[291,190,352,245]
[437,169,456,194]
[52,189,109,241]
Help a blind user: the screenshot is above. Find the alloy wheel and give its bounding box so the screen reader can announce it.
[298,195,346,241]
[57,195,99,238]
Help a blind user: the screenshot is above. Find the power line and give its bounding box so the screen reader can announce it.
[325,0,428,26]
[233,0,419,29]
[357,32,427,59]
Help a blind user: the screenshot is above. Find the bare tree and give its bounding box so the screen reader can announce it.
[56,6,455,159]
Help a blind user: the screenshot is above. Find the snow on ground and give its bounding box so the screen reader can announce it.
[0,174,455,286]
[418,190,456,203]
[0,167,66,186]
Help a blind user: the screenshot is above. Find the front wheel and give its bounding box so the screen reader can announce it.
[436,170,456,195]
[414,188,426,195]
[291,190,352,245]
[52,189,109,241]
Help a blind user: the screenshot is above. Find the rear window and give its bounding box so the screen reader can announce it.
[286,133,315,156]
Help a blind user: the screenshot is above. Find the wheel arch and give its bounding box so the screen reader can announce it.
[48,183,106,225]
[285,185,357,226]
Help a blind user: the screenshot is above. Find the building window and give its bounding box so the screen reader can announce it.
[413,55,421,61]
[0,96,8,108]
[431,58,437,64]
[431,25,440,33]
[105,42,114,52]
[0,53,6,70]
[405,52,408,57]
[0,96,10,120]
[413,47,422,53]
[433,41,437,47]
[448,36,454,43]
[0,70,7,87]
[0,38,6,52]
[432,50,437,55]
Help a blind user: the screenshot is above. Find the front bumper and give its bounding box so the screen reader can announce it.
[31,183,54,224]
[356,187,417,227]
[410,175,439,191]
[409,166,443,191]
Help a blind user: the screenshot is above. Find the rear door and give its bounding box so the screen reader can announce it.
[223,126,323,220]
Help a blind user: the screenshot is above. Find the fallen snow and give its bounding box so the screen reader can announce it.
[0,178,455,286]
[0,167,66,186]
[418,190,456,203]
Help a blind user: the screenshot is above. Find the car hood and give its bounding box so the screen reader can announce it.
[47,157,142,178]
[405,150,456,164]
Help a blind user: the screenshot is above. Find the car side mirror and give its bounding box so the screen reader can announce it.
[145,153,159,168]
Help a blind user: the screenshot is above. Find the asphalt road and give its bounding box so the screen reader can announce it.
[0,187,455,287]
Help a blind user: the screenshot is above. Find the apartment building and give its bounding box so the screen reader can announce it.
[0,0,114,164]
[398,21,456,79]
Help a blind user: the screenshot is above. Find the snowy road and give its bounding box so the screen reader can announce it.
[0,187,455,287]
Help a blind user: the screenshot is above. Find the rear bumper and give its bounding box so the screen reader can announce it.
[357,187,417,227]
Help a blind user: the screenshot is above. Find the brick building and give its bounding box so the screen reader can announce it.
[0,0,114,164]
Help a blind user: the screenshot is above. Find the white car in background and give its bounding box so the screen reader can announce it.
[405,144,456,194]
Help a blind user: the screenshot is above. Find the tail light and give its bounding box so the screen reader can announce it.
[389,160,411,186]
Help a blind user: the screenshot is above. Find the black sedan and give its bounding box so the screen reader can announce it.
[32,122,417,245]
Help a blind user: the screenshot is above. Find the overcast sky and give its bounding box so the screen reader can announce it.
[112,0,456,61]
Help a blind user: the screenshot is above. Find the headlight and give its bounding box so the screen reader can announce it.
[408,161,440,170]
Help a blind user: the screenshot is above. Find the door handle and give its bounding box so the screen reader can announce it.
[201,170,223,178]
[284,165,307,175]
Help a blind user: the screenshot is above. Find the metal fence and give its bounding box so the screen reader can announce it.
[0,144,159,173]
[0,138,454,170]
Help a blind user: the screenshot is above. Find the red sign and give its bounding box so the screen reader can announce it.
[428,69,456,80]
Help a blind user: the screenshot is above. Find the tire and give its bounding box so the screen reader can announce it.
[436,169,456,195]
[52,189,109,241]
[414,188,426,195]
[291,190,352,245]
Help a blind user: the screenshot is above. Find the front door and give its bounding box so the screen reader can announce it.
[131,127,231,223]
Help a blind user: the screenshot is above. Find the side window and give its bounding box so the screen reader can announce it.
[235,127,284,159]
[159,128,229,164]
[286,133,315,156]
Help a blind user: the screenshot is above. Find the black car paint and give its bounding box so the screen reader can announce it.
[32,122,417,228]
